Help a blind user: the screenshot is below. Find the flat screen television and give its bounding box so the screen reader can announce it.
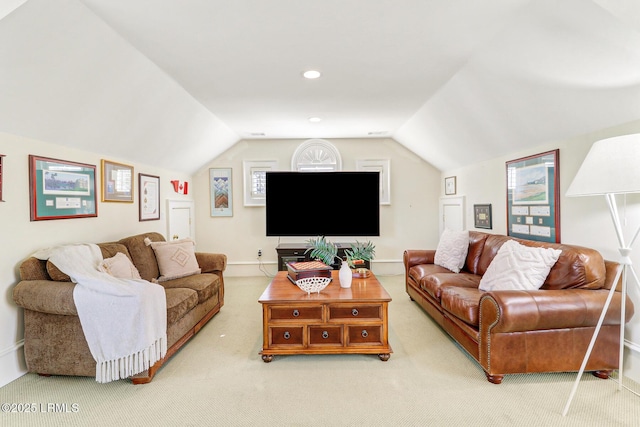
[265,171,380,237]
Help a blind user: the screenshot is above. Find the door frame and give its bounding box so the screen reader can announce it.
[439,195,465,235]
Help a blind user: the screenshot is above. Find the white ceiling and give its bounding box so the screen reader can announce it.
[1,0,639,173]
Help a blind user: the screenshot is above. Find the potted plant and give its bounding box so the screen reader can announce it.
[305,237,376,270]
[344,240,376,269]
[305,236,339,266]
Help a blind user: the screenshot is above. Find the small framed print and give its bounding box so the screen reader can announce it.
[210,168,233,217]
[101,159,133,202]
[445,176,456,195]
[139,173,160,221]
[474,204,492,229]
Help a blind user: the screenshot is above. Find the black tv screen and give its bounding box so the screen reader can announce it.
[266,171,380,237]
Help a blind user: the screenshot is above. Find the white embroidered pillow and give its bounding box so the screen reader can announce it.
[434,229,469,273]
[479,240,562,291]
[147,238,201,282]
[98,252,142,280]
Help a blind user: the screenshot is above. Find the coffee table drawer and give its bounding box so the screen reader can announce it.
[309,326,343,345]
[269,326,304,346]
[270,306,323,321]
[329,304,382,321]
[347,325,382,345]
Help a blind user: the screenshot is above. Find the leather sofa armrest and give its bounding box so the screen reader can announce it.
[195,252,227,274]
[13,280,78,316]
[479,289,634,334]
[403,250,435,269]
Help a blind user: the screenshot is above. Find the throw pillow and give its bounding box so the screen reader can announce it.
[146,238,201,282]
[434,229,469,273]
[98,252,142,280]
[479,240,562,291]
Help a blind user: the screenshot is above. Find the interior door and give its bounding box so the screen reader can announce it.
[167,200,195,241]
[439,196,465,235]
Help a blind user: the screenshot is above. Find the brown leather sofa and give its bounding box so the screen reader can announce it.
[13,232,226,384]
[404,231,634,384]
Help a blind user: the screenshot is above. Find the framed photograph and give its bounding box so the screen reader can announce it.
[101,159,133,202]
[356,159,391,205]
[139,173,160,221]
[28,155,97,221]
[210,168,233,217]
[445,176,456,195]
[506,149,560,243]
[474,204,492,229]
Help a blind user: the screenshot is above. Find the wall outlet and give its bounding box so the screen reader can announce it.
[257,249,262,257]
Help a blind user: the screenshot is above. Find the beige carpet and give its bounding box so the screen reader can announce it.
[1,274,639,426]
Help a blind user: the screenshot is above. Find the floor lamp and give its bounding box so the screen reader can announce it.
[563,134,640,416]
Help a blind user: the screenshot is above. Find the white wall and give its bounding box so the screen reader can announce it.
[442,118,640,383]
[193,138,442,277]
[0,132,193,387]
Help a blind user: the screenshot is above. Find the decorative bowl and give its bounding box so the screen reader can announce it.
[295,276,332,294]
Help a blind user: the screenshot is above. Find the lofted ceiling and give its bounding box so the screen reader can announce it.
[1,0,639,174]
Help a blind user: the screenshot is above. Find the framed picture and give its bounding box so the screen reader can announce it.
[139,173,160,221]
[101,159,133,202]
[210,168,233,217]
[445,176,456,195]
[506,149,560,243]
[28,155,97,221]
[356,159,391,205]
[474,204,492,229]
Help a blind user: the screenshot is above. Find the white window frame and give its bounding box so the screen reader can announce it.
[243,160,278,206]
[291,139,342,172]
[356,159,391,205]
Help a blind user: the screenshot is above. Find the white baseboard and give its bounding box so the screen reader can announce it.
[0,340,27,387]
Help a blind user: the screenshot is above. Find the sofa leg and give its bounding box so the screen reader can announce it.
[38,373,51,377]
[485,373,504,384]
[592,370,612,380]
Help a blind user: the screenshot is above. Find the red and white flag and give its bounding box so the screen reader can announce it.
[171,180,189,195]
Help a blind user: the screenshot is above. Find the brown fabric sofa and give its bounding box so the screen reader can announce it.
[13,232,226,384]
[404,231,634,384]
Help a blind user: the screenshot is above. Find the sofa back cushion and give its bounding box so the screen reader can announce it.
[466,231,489,274]
[119,232,165,281]
[473,232,606,290]
[39,242,132,282]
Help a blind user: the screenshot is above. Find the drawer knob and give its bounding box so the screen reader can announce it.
[283,331,291,340]
[361,329,368,338]
[322,331,329,339]
[352,308,359,316]
[292,309,300,317]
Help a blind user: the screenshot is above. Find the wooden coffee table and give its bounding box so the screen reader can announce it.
[258,270,392,362]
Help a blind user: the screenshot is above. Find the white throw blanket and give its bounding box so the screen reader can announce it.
[34,244,167,383]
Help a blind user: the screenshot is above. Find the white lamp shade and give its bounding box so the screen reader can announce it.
[566,134,640,197]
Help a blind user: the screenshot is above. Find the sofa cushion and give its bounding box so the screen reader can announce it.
[165,288,198,325]
[479,240,561,291]
[434,229,469,273]
[98,252,142,279]
[46,260,71,282]
[160,273,220,304]
[119,233,164,281]
[441,287,483,327]
[146,238,201,282]
[420,271,480,301]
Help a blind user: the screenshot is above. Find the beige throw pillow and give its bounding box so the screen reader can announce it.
[98,252,142,280]
[479,240,562,291]
[434,229,469,273]
[147,238,201,282]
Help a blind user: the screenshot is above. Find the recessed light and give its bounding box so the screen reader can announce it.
[308,117,322,123]
[303,70,322,79]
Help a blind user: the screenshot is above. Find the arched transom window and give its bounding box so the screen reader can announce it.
[291,139,342,172]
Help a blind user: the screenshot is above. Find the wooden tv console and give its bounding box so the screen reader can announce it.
[275,243,370,271]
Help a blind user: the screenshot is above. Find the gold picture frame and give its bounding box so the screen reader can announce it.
[101,159,133,202]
